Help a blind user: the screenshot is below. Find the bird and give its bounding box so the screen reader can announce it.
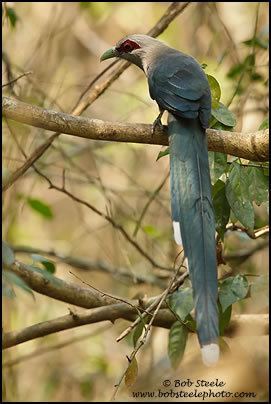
[100,34,219,366]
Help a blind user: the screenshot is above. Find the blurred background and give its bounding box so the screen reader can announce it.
[2,2,269,402]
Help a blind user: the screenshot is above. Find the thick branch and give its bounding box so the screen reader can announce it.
[3,308,268,350]
[7,260,127,309]
[3,261,268,349]
[2,305,174,349]
[3,96,268,161]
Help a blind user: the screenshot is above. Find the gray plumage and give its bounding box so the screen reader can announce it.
[101,34,219,365]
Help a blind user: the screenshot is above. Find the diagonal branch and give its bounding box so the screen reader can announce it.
[6,260,128,309]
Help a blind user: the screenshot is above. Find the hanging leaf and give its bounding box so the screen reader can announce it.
[246,165,269,205]
[156,147,169,161]
[212,180,231,240]
[132,320,145,348]
[207,75,221,109]
[243,37,268,50]
[26,198,53,219]
[225,162,255,229]
[218,301,232,335]
[168,288,194,320]
[31,254,56,273]
[168,321,188,369]
[227,54,255,79]
[124,357,138,388]
[211,102,236,127]
[219,275,249,312]
[2,241,15,266]
[6,7,18,28]
[209,152,228,184]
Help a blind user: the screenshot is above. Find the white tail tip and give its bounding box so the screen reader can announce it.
[201,344,220,366]
[173,221,182,245]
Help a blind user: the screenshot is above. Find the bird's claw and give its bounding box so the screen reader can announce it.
[151,115,164,136]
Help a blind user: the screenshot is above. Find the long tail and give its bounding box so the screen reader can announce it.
[168,114,219,366]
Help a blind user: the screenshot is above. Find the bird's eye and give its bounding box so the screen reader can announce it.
[123,43,133,52]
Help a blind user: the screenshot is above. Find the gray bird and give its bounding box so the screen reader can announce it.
[101,34,219,366]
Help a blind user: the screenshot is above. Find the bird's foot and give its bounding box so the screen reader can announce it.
[151,111,164,136]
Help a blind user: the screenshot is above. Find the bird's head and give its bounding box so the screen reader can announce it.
[100,34,165,70]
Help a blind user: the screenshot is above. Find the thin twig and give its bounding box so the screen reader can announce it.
[12,245,167,286]
[2,71,33,88]
[33,168,172,272]
[226,223,269,239]
[112,260,187,400]
[133,172,169,237]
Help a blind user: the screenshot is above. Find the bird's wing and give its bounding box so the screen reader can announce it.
[148,52,211,128]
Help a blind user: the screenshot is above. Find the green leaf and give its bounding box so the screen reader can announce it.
[218,301,232,335]
[6,7,18,28]
[211,102,236,127]
[3,271,34,297]
[27,198,53,219]
[125,357,138,388]
[210,120,235,132]
[212,180,231,240]
[31,254,56,273]
[26,264,60,284]
[225,162,255,229]
[156,147,169,161]
[250,72,264,81]
[219,275,249,312]
[142,225,161,239]
[243,37,268,50]
[258,117,268,130]
[2,241,15,266]
[168,321,188,369]
[207,75,221,108]
[168,288,194,320]
[227,63,245,79]
[132,320,145,348]
[246,165,269,205]
[227,54,256,79]
[184,314,197,332]
[209,152,228,183]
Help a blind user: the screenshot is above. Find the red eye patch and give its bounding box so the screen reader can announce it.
[117,39,141,53]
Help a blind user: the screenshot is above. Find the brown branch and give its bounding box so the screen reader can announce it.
[6,260,130,309]
[2,303,175,350]
[3,305,268,350]
[3,96,268,162]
